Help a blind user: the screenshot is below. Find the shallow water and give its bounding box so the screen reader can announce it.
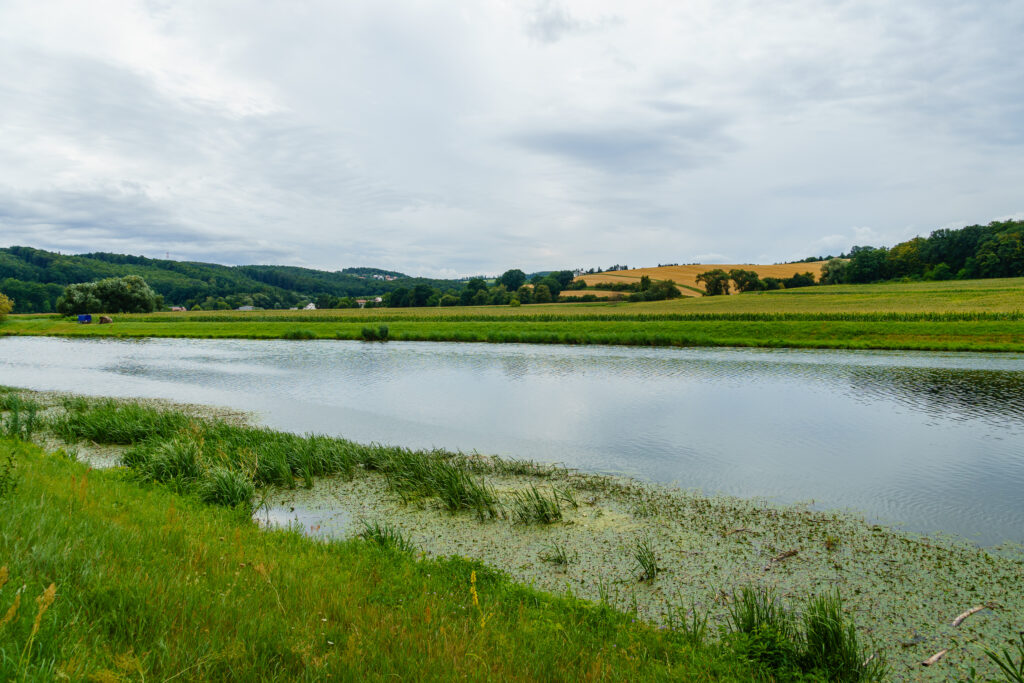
[2,336,1022,544]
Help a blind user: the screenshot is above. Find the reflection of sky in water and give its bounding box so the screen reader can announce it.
[2,336,1023,545]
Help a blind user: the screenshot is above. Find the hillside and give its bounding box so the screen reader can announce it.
[0,246,463,313]
[574,262,830,294]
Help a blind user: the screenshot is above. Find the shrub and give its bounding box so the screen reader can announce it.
[0,292,12,321]
[281,329,316,340]
[361,325,390,341]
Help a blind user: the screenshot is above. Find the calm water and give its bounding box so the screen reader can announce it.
[2,336,1023,544]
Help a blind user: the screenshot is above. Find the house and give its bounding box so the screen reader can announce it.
[304,303,316,310]
[236,305,256,311]
[170,306,187,312]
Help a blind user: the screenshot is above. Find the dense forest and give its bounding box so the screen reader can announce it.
[0,247,464,313]
[812,219,1024,284]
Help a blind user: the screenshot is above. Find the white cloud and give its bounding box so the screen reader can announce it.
[0,0,1022,275]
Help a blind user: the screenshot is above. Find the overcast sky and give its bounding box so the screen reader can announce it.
[1,1,1022,277]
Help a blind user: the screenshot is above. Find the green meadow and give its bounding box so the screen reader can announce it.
[3,278,1024,352]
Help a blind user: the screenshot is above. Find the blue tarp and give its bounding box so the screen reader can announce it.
[77,314,92,324]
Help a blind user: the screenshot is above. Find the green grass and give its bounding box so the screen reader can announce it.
[1,437,764,681]
[3,277,1023,352]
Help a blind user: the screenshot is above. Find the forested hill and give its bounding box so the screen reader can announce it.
[0,246,463,313]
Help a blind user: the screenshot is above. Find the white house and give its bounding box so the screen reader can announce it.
[304,302,316,310]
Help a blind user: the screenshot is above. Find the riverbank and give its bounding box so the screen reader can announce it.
[3,388,1021,680]
[4,278,1024,352]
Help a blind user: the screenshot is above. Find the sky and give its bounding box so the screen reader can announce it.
[1,1,1022,278]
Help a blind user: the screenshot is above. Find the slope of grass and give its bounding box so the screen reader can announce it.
[1,437,757,681]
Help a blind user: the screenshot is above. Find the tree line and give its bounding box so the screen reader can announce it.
[815,219,1024,284]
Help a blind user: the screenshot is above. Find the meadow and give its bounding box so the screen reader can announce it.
[3,277,1023,352]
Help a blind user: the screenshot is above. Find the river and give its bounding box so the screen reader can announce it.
[2,336,1022,544]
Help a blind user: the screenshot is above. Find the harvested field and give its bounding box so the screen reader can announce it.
[575,262,832,294]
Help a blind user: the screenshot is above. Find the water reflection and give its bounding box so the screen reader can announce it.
[1,336,1022,544]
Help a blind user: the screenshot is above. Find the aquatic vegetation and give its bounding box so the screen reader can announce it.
[358,519,417,553]
[538,541,575,565]
[509,484,562,525]
[801,590,886,682]
[197,466,255,509]
[632,535,660,581]
[985,633,1024,683]
[0,395,40,440]
[51,399,192,444]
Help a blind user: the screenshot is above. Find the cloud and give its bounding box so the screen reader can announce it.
[0,0,1021,275]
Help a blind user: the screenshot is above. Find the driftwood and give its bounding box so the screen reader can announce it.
[952,604,990,627]
[921,649,948,666]
[763,549,798,571]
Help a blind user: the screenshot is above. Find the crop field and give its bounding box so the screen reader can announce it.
[574,262,832,292]
[3,277,1023,352]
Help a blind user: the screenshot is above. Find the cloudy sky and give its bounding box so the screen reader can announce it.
[1,1,1022,277]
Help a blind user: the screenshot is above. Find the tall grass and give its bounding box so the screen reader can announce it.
[0,396,40,440]
[508,484,562,524]
[725,587,886,681]
[358,519,417,553]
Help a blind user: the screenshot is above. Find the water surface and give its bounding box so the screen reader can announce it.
[2,336,1022,544]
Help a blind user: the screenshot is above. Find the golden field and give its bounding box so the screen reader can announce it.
[574,261,832,294]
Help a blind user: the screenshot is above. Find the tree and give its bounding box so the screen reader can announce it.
[639,275,652,291]
[695,269,731,296]
[0,292,12,321]
[729,269,762,293]
[497,269,526,291]
[532,284,552,303]
[516,285,533,304]
[819,259,849,285]
[781,271,816,288]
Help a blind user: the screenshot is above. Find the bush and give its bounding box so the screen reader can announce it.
[361,325,389,341]
[281,329,316,340]
[0,292,12,322]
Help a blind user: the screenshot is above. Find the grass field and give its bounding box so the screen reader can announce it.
[3,278,1023,352]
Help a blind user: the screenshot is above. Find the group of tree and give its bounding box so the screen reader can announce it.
[0,292,12,322]
[55,275,162,315]
[383,270,579,308]
[696,269,816,296]
[816,219,1024,284]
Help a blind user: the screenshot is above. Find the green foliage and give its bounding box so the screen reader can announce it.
[632,535,660,581]
[508,484,563,524]
[0,447,16,500]
[51,399,192,444]
[724,587,887,681]
[0,292,12,321]
[985,633,1024,683]
[358,519,418,553]
[56,274,160,315]
[729,269,763,293]
[696,269,731,295]
[0,396,40,440]
[197,467,255,509]
[281,328,316,339]
[498,269,527,291]
[360,324,389,341]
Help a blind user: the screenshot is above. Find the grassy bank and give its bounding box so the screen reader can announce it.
[3,278,1023,352]
[5,390,1024,680]
[1,437,767,681]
